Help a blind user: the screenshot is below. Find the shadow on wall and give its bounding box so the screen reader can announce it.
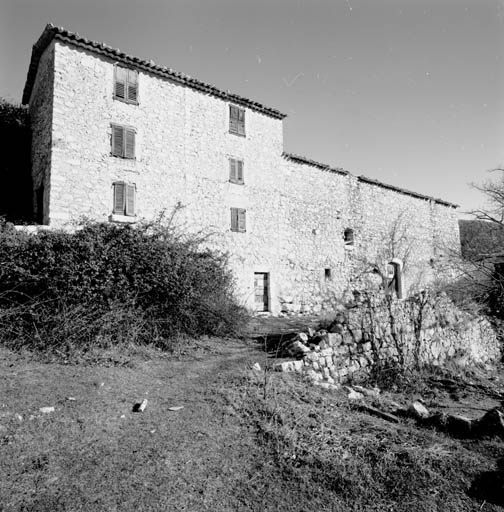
[0,99,33,223]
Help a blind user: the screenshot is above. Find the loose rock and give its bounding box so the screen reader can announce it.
[39,407,55,414]
[408,401,430,420]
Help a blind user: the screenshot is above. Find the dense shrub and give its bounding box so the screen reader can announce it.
[0,98,32,222]
[0,221,248,352]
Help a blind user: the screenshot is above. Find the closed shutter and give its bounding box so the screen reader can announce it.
[127,69,138,103]
[125,184,136,216]
[113,182,125,214]
[237,109,245,135]
[229,159,237,182]
[125,129,135,159]
[237,160,243,183]
[238,209,246,232]
[230,208,238,231]
[230,105,245,135]
[112,126,124,156]
[114,66,126,99]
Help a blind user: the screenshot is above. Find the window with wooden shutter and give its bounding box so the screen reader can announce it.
[229,105,245,136]
[125,184,136,216]
[231,208,246,232]
[113,182,136,217]
[113,182,126,214]
[111,125,135,159]
[229,158,244,184]
[114,65,139,104]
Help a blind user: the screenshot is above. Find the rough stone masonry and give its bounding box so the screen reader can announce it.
[23,25,460,314]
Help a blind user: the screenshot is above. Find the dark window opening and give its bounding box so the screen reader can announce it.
[324,268,332,280]
[344,228,354,246]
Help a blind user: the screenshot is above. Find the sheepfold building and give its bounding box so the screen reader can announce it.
[22,24,460,315]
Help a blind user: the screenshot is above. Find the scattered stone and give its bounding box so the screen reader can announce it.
[66,397,76,401]
[345,387,364,400]
[39,407,55,414]
[15,414,23,421]
[328,323,344,334]
[132,399,148,413]
[474,407,504,439]
[307,327,316,337]
[283,340,310,358]
[274,360,303,372]
[252,362,261,372]
[356,404,400,423]
[168,406,184,412]
[296,332,309,343]
[407,401,430,420]
[352,385,380,398]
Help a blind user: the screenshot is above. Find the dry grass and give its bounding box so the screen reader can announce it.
[1,340,503,511]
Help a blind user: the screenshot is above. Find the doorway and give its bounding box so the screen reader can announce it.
[254,272,269,312]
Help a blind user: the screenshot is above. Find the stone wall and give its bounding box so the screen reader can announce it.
[277,292,501,387]
[30,39,460,314]
[28,41,55,224]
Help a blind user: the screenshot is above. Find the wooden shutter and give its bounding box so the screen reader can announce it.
[125,129,135,159]
[229,159,236,182]
[230,106,240,134]
[237,160,243,183]
[230,208,238,231]
[114,66,126,99]
[113,182,125,214]
[237,108,245,135]
[127,69,138,103]
[112,126,124,157]
[125,184,136,216]
[238,209,246,232]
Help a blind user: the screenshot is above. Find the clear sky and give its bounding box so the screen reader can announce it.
[1,0,504,216]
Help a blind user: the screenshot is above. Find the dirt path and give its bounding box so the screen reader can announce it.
[0,340,268,511]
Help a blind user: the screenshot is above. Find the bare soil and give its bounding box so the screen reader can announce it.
[0,337,503,511]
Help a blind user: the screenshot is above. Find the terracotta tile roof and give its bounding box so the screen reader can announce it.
[283,152,458,208]
[22,24,287,119]
[283,152,349,176]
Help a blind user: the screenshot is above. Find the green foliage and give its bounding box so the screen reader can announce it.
[0,221,248,353]
[0,98,32,222]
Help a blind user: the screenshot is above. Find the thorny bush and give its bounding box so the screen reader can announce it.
[0,220,248,353]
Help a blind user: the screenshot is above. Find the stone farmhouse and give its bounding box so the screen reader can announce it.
[22,24,460,315]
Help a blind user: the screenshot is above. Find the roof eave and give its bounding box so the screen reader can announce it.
[22,24,287,120]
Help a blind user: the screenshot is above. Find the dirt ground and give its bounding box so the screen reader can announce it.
[0,336,503,511]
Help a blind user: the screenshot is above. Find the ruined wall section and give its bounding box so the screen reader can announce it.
[277,293,501,386]
[276,158,460,313]
[28,41,55,224]
[355,180,460,293]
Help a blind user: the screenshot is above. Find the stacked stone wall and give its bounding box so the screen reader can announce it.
[277,293,501,387]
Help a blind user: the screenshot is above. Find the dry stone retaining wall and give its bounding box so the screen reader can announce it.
[276,293,501,387]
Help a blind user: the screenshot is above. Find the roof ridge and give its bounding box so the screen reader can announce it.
[283,152,458,208]
[22,24,286,119]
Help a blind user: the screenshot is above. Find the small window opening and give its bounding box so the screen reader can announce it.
[324,268,332,280]
[344,228,354,247]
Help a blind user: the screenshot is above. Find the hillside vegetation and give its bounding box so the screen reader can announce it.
[0,221,247,354]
